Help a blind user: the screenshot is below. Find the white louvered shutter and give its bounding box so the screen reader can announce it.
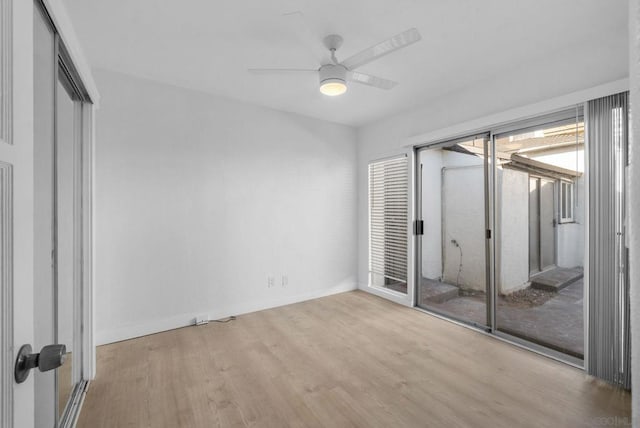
[368,156,408,289]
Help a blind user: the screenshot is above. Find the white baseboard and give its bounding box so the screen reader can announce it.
[96,281,357,346]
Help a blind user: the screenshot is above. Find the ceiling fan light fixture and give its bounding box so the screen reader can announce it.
[319,64,347,96]
[320,78,347,96]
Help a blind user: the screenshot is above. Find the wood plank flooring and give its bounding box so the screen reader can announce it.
[78,291,631,427]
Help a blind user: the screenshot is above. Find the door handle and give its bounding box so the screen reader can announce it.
[14,344,67,384]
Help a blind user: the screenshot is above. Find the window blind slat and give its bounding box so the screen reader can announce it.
[368,156,408,286]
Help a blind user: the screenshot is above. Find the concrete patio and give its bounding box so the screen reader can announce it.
[420,277,584,358]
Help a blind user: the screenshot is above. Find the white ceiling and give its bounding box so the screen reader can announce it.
[63,0,628,127]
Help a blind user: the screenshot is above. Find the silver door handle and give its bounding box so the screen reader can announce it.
[14,344,67,384]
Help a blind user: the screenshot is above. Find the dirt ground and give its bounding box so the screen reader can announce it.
[501,287,556,308]
[458,286,557,308]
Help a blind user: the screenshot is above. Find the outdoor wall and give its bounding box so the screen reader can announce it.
[420,150,442,279]
[495,167,584,293]
[497,168,530,294]
[441,153,485,291]
[419,149,485,290]
[419,150,585,294]
[439,164,530,294]
[93,69,358,345]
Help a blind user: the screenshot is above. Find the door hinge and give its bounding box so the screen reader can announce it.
[413,220,424,236]
[486,229,492,239]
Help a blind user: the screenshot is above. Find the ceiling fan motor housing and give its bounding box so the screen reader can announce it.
[319,64,347,86]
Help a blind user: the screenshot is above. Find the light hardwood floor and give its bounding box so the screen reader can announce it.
[78,291,630,428]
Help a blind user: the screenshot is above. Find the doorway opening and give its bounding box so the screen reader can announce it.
[528,177,556,275]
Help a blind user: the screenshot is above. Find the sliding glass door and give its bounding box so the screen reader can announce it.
[492,116,585,361]
[414,110,586,363]
[416,134,490,328]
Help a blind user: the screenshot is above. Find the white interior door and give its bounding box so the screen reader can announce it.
[3,1,37,427]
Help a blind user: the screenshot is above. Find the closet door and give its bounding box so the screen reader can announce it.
[33,5,87,426]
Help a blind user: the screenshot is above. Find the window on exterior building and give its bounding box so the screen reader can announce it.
[559,180,574,223]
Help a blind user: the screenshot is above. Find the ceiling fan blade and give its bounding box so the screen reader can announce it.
[341,28,421,71]
[347,71,398,90]
[248,68,318,74]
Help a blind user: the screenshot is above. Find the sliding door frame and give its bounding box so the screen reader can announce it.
[411,107,587,367]
[413,132,491,329]
[55,52,88,427]
[489,108,585,367]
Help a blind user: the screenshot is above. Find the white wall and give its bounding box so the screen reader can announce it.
[93,69,357,345]
[496,168,529,294]
[419,149,486,290]
[357,41,627,292]
[628,0,639,421]
[420,150,442,279]
[419,151,530,294]
[441,160,485,291]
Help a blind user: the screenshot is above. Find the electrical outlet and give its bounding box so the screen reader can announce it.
[282,275,288,287]
[268,276,274,288]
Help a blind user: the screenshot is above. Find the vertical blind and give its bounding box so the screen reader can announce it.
[587,91,631,389]
[368,156,409,284]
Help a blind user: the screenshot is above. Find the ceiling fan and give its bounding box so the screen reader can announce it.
[248,28,421,96]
